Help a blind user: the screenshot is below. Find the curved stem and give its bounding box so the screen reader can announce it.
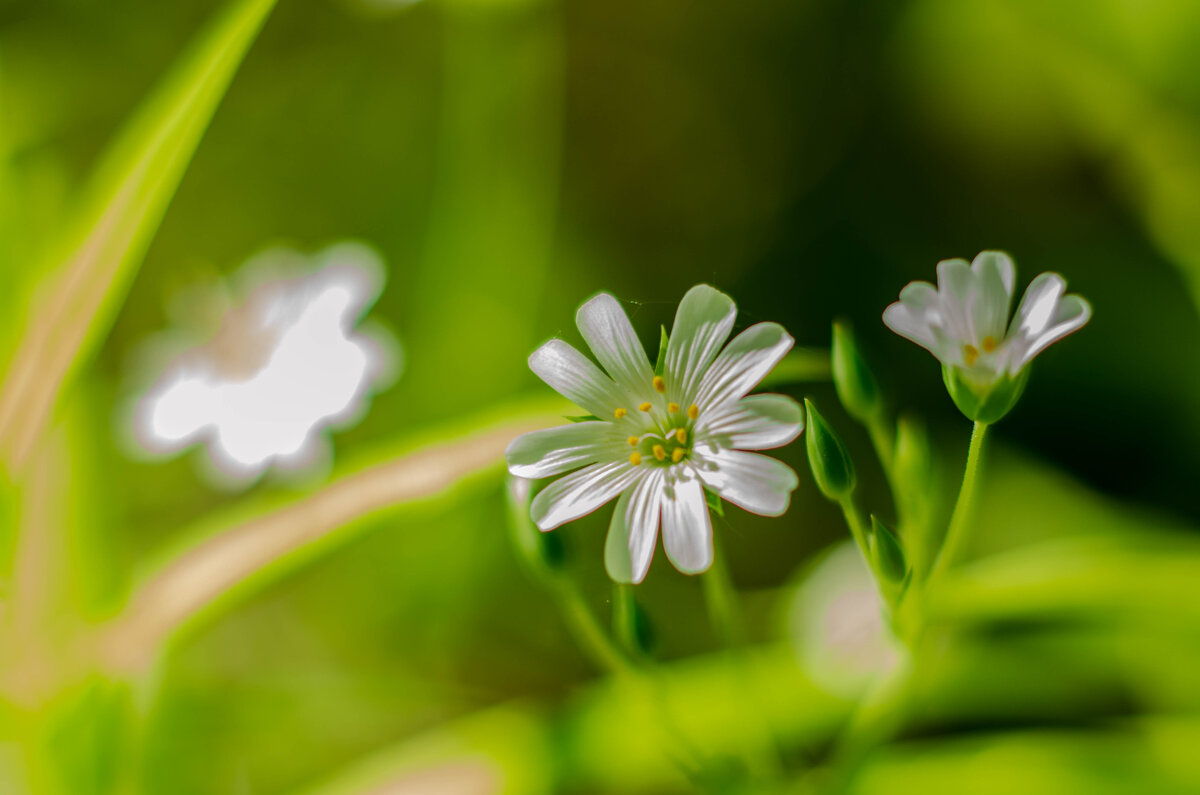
[701,536,744,648]
[551,580,637,677]
[929,421,989,585]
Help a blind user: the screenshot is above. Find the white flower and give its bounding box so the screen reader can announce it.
[883,251,1091,380]
[134,243,397,482]
[506,284,804,584]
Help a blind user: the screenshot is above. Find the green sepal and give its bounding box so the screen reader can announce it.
[831,320,881,423]
[564,414,602,423]
[654,325,669,377]
[803,399,856,501]
[870,515,908,584]
[505,476,564,580]
[941,365,1030,424]
[704,488,725,518]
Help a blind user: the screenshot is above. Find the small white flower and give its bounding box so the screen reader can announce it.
[883,251,1091,421]
[884,251,1091,380]
[506,284,804,584]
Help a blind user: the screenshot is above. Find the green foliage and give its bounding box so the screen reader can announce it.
[832,320,882,424]
[803,398,856,501]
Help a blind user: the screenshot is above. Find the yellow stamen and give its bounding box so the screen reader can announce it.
[667,402,680,414]
[675,428,687,444]
[671,447,685,463]
[687,404,700,420]
[629,452,642,466]
[614,407,627,419]
[963,344,979,367]
[652,376,666,393]
[627,435,639,447]
[982,335,997,353]
[638,401,652,412]
[652,444,666,461]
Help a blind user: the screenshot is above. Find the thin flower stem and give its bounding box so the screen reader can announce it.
[550,580,638,677]
[838,497,872,563]
[929,421,989,585]
[701,538,744,649]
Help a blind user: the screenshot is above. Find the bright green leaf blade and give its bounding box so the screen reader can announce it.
[0,0,278,470]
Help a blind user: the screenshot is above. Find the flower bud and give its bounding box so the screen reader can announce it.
[804,399,856,501]
[941,365,1029,424]
[869,515,908,584]
[831,320,881,423]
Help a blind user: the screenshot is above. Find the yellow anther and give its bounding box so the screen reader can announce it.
[638,401,652,412]
[982,335,997,353]
[963,344,980,367]
[667,402,680,414]
[627,435,640,447]
[629,452,642,466]
[675,428,687,444]
[652,444,666,461]
[653,376,666,393]
[671,447,685,463]
[687,404,700,420]
[614,407,627,419]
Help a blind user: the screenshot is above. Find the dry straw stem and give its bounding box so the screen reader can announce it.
[98,407,562,673]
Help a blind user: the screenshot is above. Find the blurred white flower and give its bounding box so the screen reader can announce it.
[787,541,902,697]
[506,284,803,584]
[132,242,397,483]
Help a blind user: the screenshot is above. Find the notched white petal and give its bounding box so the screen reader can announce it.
[626,469,665,583]
[698,448,798,517]
[694,393,803,450]
[529,339,626,418]
[530,461,638,531]
[506,421,620,479]
[665,284,737,405]
[695,322,793,410]
[1007,278,1091,372]
[661,477,713,575]
[576,293,656,396]
[970,251,1016,342]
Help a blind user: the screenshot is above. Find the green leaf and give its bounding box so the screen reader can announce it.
[654,325,670,377]
[564,414,602,423]
[831,319,881,423]
[870,515,908,584]
[0,0,278,468]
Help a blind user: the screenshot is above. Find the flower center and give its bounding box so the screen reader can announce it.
[963,336,1000,367]
[625,403,699,467]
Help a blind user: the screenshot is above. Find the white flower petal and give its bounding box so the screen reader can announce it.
[970,251,1016,342]
[576,293,656,396]
[530,461,638,531]
[506,422,624,479]
[626,469,665,583]
[694,322,793,411]
[883,281,940,352]
[697,448,798,517]
[935,258,974,341]
[528,339,627,418]
[694,393,803,450]
[1006,274,1091,371]
[661,476,713,575]
[664,284,737,405]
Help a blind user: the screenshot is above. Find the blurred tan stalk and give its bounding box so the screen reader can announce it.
[96,412,558,673]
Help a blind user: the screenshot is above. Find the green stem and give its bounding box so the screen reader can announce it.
[928,421,989,585]
[550,580,637,677]
[838,497,871,563]
[701,538,744,648]
[866,412,901,523]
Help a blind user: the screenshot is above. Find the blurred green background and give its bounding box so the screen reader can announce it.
[2,0,1200,793]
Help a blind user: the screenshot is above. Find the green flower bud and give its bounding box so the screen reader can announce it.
[803,399,856,501]
[869,515,908,584]
[941,365,1029,424]
[831,320,881,423]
